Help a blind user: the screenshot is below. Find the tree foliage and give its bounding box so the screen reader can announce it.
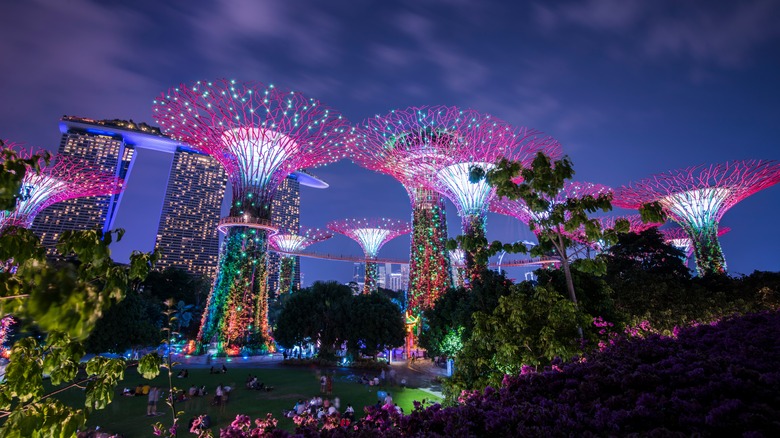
[0,151,157,435]
[274,281,405,359]
[347,292,405,357]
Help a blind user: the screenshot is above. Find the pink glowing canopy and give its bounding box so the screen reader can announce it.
[0,143,123,231]
[268,227,332,254]
[615,160,780,230]
[328,218,411,258]
[152,79,351,201]
[352,106,562,217]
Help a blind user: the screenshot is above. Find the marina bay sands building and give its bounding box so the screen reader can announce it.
[31,116,316,282]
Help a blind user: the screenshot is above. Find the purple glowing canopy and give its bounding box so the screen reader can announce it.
[351,106,563,219]
[0,142,123,231]
[152,79,351,209]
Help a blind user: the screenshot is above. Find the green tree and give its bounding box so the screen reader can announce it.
[85,289,162,354]
[274,281,351,358]
[419,270,513,358]
[143,266,210,309]
[445,283,593,401]
[0,151,156,436]
[348,292,405,358]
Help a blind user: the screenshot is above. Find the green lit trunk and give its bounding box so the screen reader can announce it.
[462,214,487,287]
[408,189,452,313]
[276,255,296,295]
[364,260,378,294]
[690,225,727,276]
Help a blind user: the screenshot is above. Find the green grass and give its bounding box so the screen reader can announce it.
[52,366,440,437]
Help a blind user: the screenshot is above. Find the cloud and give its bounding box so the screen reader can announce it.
[0,0,158,147]
[388,11,490,93]
[187,0,342,67]
[643,0,780,67]
[532,0,780,68]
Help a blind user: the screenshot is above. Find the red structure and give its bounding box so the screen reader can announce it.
[268,227,332,295]
[0,142,123,233]
[615,160,780,276]
[153,79,350,353]
[327,218,411,294]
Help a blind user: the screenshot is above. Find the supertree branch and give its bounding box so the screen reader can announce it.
[154,79,350,354]
[615,160,780,275]
[328,218,411,294]
[0,144,123,232]
[268,227,332,295]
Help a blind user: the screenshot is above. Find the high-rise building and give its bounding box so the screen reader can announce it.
[388,263,404,291]
[33,117,139,250]
[154,148,227,279]
[267,176,301,294]
[353,263,366,286]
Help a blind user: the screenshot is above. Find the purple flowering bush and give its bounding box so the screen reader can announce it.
[203,312,780,436]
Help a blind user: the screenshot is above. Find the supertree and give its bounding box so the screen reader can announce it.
[153,79,350,353]
[0,142,123,233]
[615,160,780,276]
[327,218,411,294]
[268,227,332,296]
[351,106,460,313]
[662,226,731,260]
[361,107,561,286]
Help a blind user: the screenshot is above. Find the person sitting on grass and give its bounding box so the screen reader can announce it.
[221,364,227,373]
[213,384,224,406]
[134,384,143,396]
[188,385,198,397]
[343,404,355,421]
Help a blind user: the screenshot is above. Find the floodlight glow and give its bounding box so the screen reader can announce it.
[436,162,494,218]
[660,187,731,230]
[221,127,297,188]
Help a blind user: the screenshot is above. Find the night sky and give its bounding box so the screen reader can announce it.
[1,0,779,284]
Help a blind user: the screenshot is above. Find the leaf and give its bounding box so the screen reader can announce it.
[138,352,163,379]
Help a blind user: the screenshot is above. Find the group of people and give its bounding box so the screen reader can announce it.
[358,368,406,387]
[245,374,273,391]
[285,396,355,424]
[209,364,228,374]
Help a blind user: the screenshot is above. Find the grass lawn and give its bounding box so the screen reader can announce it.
[52,366,440,437]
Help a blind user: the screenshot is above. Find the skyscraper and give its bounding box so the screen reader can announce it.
[267,176,301,294]
[32,117,138,250]
[154,148,227,279]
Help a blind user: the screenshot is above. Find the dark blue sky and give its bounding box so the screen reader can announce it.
[1,0,779,283]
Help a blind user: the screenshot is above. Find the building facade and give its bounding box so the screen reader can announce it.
[154,148,227,279]
[267,176,301,295]
[32,118,136,250]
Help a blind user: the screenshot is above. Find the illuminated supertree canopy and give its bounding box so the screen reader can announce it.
[328,218,411,294]
[268,227,332,296]
[153,79,350,353]
[615,160,780,276]
[0,142,123,233]
[662,226,731,259]
[352,106,464,313]
[355,106,561,286]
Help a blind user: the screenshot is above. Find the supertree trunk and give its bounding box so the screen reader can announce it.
[364,260,378,294]
[689,225,727,276]
[408,190,452,313]
[276,255,296,295]
[197,225,269,353]
[462,213,487,286]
